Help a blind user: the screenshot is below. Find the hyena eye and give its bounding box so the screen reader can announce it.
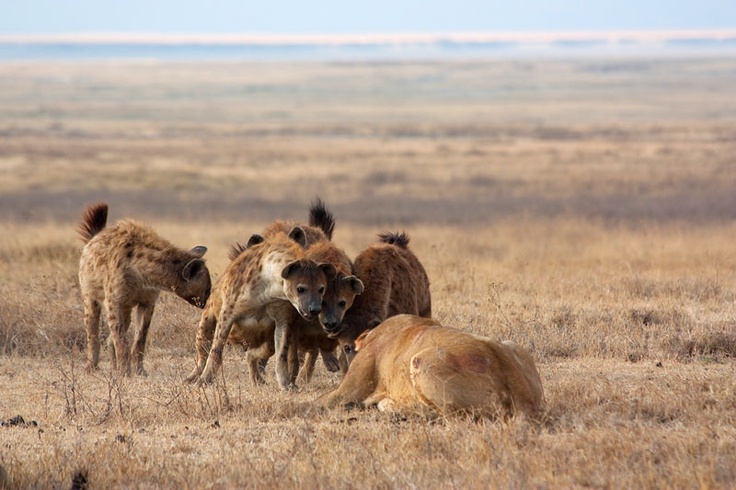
[339,300,346,308]
[318,286,325,294]
[297,286,306,294]
[344,345,352,354]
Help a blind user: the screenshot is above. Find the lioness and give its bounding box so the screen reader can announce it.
[318,314,544,419]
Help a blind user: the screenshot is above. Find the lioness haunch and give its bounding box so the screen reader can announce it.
[318,314,544,419]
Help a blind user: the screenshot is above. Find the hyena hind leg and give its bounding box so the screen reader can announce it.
[83,298,102,372]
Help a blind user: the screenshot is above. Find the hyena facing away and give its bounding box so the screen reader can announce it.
[78,203,211,376]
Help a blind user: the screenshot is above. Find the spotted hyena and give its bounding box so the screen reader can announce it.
[227,236,364,384]
[293,238,363,382]
[78,202,211,376]
[185,225,336,388]
[325,231,431,365]
[224,200,363,385]
[289,199,363,378]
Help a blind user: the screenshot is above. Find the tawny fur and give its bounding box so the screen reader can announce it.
[262,220,327,247]
[327,231,431,364]
[185,227,335,388]
[319,314,545,420]
[78,202,211,376]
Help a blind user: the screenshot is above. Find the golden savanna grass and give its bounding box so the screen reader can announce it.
[1,58,735,488]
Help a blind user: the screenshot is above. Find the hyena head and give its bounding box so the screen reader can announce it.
[318,273,364,335]
[335,315,382,366]
[281,259,336,321]
[174,246,212,309]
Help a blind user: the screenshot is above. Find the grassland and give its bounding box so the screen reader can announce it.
[0,57,735,488]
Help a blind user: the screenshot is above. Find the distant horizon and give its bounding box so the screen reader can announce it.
[1,29,734,62]
[2,29,736,45]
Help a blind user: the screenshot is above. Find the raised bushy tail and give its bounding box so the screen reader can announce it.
[77,202,108,243]
[309,197,335,240]
[378,231,410,249]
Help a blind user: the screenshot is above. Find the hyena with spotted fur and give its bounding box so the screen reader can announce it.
[185,226,336,388]
[292,199,363,378]
[325,231,431,365]
[78,203,211,376]
[262,206,364,379]
[205,199,363,386]
[294,239,363,382]
[225,235,364,385]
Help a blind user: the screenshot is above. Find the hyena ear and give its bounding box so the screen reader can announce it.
[287,226,308,248]
[227,234,264,261]
[246,233,264,247]
[343,275,364,295]
[189,246,207,258]
[367,318,381,330]
[281,260,304,279]
[318,262,337,279]
[182,258,206,281]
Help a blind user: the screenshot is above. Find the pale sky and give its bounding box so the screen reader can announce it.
[1,0,735,34]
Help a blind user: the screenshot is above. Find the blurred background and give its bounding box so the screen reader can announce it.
[0,0,735,228]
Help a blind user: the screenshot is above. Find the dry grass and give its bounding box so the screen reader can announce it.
[1,58,736,488]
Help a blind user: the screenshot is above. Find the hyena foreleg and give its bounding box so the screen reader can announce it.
[185,312,217,383]
[131,296,157,376]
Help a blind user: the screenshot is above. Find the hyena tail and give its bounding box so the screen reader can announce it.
[77,202,108,243]
[308,197,335,240]
[377,231,410,249]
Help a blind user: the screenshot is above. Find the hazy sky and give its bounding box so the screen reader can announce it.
[1,0,735,34]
